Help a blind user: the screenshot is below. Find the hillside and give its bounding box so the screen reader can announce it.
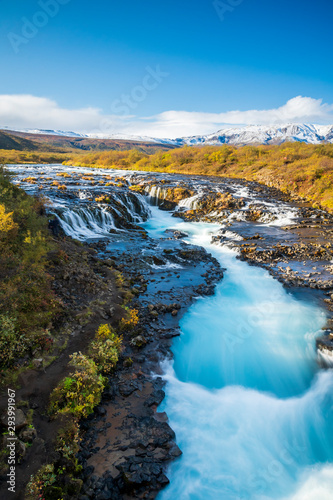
[1,129,176,154]
[0,131,41,151]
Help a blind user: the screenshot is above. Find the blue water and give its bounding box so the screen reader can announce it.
[143,206,333,500]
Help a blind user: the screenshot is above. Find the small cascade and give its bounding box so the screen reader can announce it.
[122,191,151,221]
[145,185,169,206]
[318,347,333,367]
[109,191,150,223]
[55,191,151,240]
[56,207,117,240]
[178,194,201,210]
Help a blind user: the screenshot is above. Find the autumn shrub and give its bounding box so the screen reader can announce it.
[55,419,81,463]
[95,194,111,203]
[26,420,82,499]
[89,339,120,374]
[89,324,122,374]
[0,204,18,233]
[119,308,139,331]
[0,315,27,368]
[26,464,57,499]
[49,352,105,418]
[129,184,145,193]
[95,323,111,339]
[56,172,71,178]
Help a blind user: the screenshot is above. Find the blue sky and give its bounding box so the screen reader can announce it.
[0,0,332,137]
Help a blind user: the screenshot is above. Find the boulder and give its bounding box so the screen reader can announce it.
[32,358,43,369]
[1,409,27,430]
[19,427,37,443]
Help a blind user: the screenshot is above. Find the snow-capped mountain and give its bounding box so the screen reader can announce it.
[0,126,88,138]
[177,124,333,146]
[0,126,175,144]
[2,123,333,146]
[83,132,176,145]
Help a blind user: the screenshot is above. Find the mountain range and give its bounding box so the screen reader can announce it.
[177,124,333,146]
[1,123,333,150]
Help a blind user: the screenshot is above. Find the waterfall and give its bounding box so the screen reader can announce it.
[56,207,117,240]
[178,194,201,210]
[318,347,333,367]
[55,191,151,240]
[123,192,151,222]
[145,185,168,206]
[109,191,151,222]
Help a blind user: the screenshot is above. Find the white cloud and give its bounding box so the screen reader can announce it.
[0,94,104,131]
[142,96,333,137]
[0,94,332,139]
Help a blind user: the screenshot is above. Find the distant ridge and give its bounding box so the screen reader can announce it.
[0,129,175,154]
[177,124,333,146]
[1,123,333,148]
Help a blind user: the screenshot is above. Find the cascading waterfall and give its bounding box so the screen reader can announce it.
[318,348,333,367]
[178,194,201,210]
[146,185,169,206]
[55,191,150,239]
[56,207,117,240]
[112,191,151,222]
[124,191,151,221]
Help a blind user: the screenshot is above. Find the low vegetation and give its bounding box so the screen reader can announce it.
[119,307,139,331]
[49,352,106,419]
[43,323,122,498]
[0,149,71,164]
[49,324,122,419]
[66,142,333,212]
[0,166,61,377]
[27,321,122,499]
[89,324,122,374]
[26,420,83,499]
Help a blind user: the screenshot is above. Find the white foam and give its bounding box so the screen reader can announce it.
[318,348,333,367]
[281,465,333,500]
[149,261,184,270]
[57,207,118,240]
[178,194,201,210]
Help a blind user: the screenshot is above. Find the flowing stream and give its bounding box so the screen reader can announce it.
[8,164,333,499]
[142,207,333,500]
